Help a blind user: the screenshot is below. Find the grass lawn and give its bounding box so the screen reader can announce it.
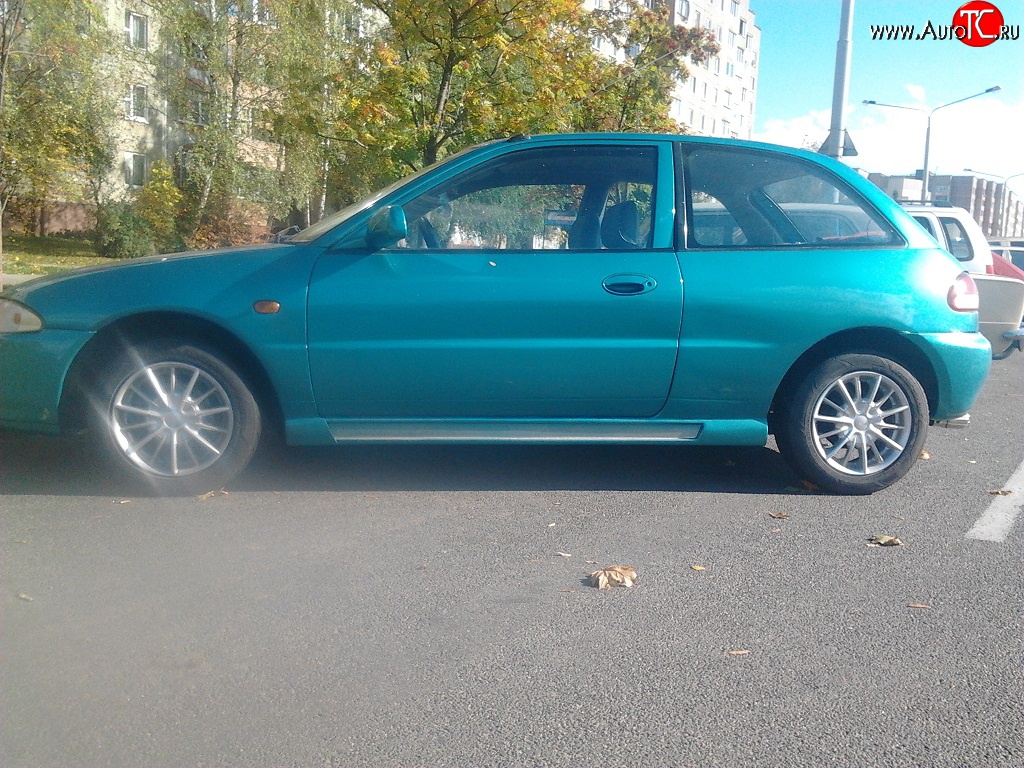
[1,234,110,277]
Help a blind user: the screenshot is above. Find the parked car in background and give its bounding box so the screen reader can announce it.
[0,134,996,496]
[902,204,994,274]
[989,238,1024,271]
[902,205,1024,358]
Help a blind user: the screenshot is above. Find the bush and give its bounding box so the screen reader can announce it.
[93,201,155,259]
[135,160,185,253]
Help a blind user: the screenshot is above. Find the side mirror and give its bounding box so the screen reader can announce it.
[366,205,408,250]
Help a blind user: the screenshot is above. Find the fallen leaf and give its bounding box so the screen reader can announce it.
[867,535,903,547]
[988,489,1013,496]
[197,488,229,501]
[919,450,931,460]
[908,603,933,609]
[589,565,638,590]
[547,523,557,527]
[768,512,790,520]
[17,593,33,601]
[556,551,572,558]
[585,560,599,564]
[968,460,977,464]
[727,649,751,656]
[690,565,706,571]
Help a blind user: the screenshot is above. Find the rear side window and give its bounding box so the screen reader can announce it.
[937,216,973,262]
[684,146,900,249]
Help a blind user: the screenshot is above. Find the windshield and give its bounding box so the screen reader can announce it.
[287,141,501,244]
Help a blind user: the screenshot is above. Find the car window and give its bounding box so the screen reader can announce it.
[937,216,973,261]
[684,146,899,249]
[391,145,658,251]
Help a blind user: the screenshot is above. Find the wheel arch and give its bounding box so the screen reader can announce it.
[59,312,284,437]
[769,327,939,432]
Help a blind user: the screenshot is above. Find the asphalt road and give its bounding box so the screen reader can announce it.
[2,354,1022,767]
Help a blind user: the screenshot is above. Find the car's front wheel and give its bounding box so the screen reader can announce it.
[776,354,929,495]
[88,340,261,495]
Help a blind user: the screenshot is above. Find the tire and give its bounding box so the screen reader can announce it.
[775,354,929,495]
[88,340,261,496]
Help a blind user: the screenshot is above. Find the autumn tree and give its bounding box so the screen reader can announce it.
[149,0,296,241]
[0,0,118,279]
[568,0,719,132]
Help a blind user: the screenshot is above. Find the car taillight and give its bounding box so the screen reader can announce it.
[948,272,979,312]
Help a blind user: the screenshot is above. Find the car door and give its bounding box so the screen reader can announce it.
[672,143,910,419]
[306,140,682,421]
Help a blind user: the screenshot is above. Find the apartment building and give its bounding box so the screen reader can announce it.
[586,0,760,138]
[868,172,1024,238]
[668,0,759,139]
[109,1,168,196]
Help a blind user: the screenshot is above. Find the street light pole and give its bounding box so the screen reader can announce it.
[863,86,1001,203]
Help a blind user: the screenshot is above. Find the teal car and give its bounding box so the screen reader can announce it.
[0,133,991,495]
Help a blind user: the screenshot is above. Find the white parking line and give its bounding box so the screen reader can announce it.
[966,459,1024,543]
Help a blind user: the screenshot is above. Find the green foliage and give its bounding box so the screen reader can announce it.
[0,1,119,209]
[93,201,155,260]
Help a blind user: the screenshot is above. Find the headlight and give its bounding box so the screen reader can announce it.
[0,298,43,332]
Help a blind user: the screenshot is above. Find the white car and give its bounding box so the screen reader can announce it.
[903,204,994,274]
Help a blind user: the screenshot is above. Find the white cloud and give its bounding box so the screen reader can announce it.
[904,83,927,105]
[753,97,1024,186]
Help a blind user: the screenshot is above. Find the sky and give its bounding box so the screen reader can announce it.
[748,0,1024,190]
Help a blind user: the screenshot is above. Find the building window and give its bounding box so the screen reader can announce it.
[194,96,209,126]
[125,84,147,121]
[731,0,740,16]
[678,0,690,20]
[125,153,146,187]
[125,11,148,49]
[739,18,747,34]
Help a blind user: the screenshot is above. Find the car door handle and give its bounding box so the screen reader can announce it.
[602,274,657,295]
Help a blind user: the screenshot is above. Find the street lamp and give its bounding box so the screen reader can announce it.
[965,168,1024,237]
[863,85,1001,203]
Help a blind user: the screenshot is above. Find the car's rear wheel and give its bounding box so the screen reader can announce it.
[89,340,261,495]
[776,354,929,495]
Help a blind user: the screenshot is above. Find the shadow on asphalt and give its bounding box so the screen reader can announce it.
[0,431,804,497]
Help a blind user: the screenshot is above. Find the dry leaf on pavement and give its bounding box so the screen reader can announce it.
[589,565,638,590]
[197,488,229,501]
[768,512,790,520]
[867,535,903,547]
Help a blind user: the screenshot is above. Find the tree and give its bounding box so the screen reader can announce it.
[151,0,293,240]
[329,0,717,177]
[0,0,118,281]
[568,0,718,132]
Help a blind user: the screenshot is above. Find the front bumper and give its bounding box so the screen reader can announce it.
[0,329,93,433]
